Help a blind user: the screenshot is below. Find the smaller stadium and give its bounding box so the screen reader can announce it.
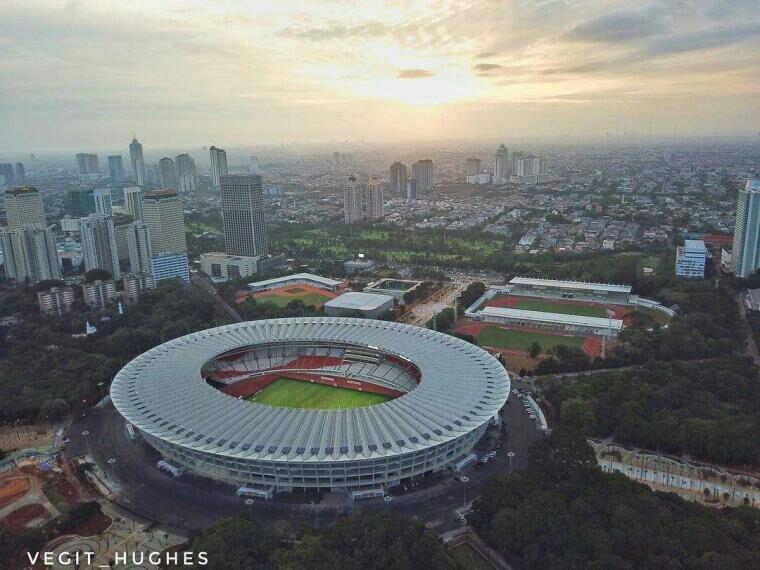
[457,277,673,366]
[235,273,344,308]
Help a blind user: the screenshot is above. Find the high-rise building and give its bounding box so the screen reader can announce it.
[209,146,228,188]
[220,174,268,257]
[67,187,96,217]
[731,179,760,278]
[37,287,75,315]
[344,175,362,224]
[13,163,25,184]
[250,155,259,174]
[82,280,118,309]
[0,163,14,187]
[150,252,190,283]
[122,272,154,303]
[175,153,197,193]
[108,155,125,181]
[142,190,186,255]
[0,224,61,283]
[158,157,177,190]
[510,154,548,183]
[4,187,46,229]
[123,186,144,220]
[76,153,99,175]
[147,164,160,187]
[466,158,481,177]
[675,240,707,279]
[112,213,135,262]
[390,162,407,196]
[365,178,384,220]
[494,145,509,184]
[126,221,152,274]
[406,178,417,201]
[129,137,147,186]
[412,160,434,195]
[79,214,121,279]
[94,188,113,215]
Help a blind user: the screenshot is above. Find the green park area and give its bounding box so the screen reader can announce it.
[256,291,331,308]
[488,296,609,318]
[249,377,390,409]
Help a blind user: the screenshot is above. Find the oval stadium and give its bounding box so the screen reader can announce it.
[110,317,510,496]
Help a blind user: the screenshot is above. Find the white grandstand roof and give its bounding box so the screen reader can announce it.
[509,276,632,294]
[480,306,624,331]
[325,292,394,311]
[248,273,341,290]
[110,318,509,462]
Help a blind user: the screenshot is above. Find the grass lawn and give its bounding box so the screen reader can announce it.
[250,377,390,409]
[477,327,585,352]
[257,292,330,308]
[494,296,609,318]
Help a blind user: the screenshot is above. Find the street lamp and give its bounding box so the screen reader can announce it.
[460,476,469,507]
[507,451,515,473]
[384,495,392,512]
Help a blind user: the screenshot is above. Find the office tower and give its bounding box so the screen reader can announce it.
[79,214,121,279]
[494,144,509,184]
[4,187,46,229]
[108,155,125,181]
[13,163,25,184]
[731,179,760,278]
[390,162,407,196]
[37,287,75,315]
[76,153,99,175]
[365,178,384,220]
[123,186,144,220]
[466,158,481,177]
[94,188,113,215]
[129,137,147,186]
[147,164,160,187]
[406,178,417,201]
[158,157,177,190]
[675,240,707,279]
[112,214,134,262]
[0,163,14,187]
[333,151,342,168]
[412,159,434,194]
[67,187,96,217]
[0,224,62,283]
[220,174,268,257]
[209,146,228,188]
[150,252,190,283]
[142,190,186,254]
[126,221,152,274]
[122,272,154,303]
[82,280,118,309]
[250,155,259,174]
[344,175,362,223]
[176,153,197,193]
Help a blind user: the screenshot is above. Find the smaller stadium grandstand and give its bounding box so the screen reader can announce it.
[247,273,342,293]
[508,277,632,305]
[363,279,423,302]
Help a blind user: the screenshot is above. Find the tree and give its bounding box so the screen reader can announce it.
[528,341,542,359]
[85,269,113,282]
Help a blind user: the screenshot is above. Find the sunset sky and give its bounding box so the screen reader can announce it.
[1,0,759,150]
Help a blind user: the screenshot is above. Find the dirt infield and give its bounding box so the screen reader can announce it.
[236,283,341,307]
[0,477,31,508]
[1,503,51,532]
[582,335,603,358]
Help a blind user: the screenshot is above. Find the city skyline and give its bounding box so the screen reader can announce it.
[1,0,759,152]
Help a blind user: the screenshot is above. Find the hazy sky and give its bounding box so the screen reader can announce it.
[1,0,759,151]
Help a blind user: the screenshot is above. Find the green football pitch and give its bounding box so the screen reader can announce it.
[258,292,331,308]
[249,377,390,409]
[489,296,609,318]
[477,326,585,351]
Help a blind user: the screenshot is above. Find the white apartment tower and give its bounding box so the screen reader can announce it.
[0,224,61,283]
[494,144,509,184]
[123,186,144,220]
[344,175,362,224]
[4,187,46,230]
[209,146,228,188]
[389,162,407,196]
[731,179,760,278]
[141,190,187,255]
[176,153,197,193]
[126,221,152,274]
[412,160,434,195]
[79,214,121,279]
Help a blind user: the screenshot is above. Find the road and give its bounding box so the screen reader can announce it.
[62,391,542,534]
[191,271,243,323]
[400,282,467,327]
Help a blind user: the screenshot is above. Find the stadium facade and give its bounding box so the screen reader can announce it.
[110,318,509,494]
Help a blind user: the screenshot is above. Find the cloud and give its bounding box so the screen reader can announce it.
[645,22,760,56]
[476,51,498,59]
[473,63,505,75]
[565,9,665,43]
[278,21,391,42]
[397,68,434,79]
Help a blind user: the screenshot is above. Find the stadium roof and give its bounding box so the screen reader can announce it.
[325,292,393,311]
[480,306,624,331]
[247,272,342,290]
[110,318,509,462]
[509,276,632,294]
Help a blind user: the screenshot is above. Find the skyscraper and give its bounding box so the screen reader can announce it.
[731,179,760,278]
[466,158,481,177]
[412,160,434,195]
[108,155,125,181]
[129,137,147,186]
[406,178,417,201]
[209,146,228,188]
[250,156,259,174]
[176,153,197,193]
[94,188,113,215]
[123,186,144,220]
[344,175,362,224]
[13,163,25,184]
[0,163,14,187]
[79,214,121,279]
[494,144,509,184]
[365,178,384,220]
[158,157,178,190]
[4,187,46,230]
[67,187,96,217]
[126,221,152,274]
[76,153,99,175]
[142,190,187,255]
[0,224,61,283]
[389,162,407,196]
[220,174,268,257]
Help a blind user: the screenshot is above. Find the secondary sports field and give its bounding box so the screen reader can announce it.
[486,294,609,318]
[476,326,585,351]
[257,291,332,308]
[250,377,389,409]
